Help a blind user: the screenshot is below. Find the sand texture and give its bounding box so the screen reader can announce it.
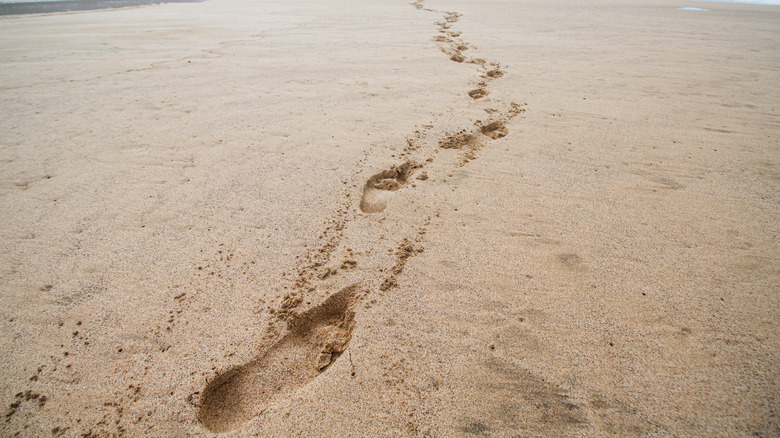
[1,0,779,436]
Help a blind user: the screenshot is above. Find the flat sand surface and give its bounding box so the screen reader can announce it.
[1,0,779,436]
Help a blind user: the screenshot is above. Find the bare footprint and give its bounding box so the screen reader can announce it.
[479,120,508,139]
[359,161,420,213]
[439,130,481,150]
[197,285,362,433]
[485,68,504,79]
[468,88,489,99]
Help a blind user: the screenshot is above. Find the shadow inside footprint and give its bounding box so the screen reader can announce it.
[359,161,420,213]
[198,285,362,433]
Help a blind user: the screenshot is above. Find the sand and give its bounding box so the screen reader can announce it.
[1,0,778,435]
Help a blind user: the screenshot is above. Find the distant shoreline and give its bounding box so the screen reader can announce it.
[0,0,201,16]
[695,0,780,4]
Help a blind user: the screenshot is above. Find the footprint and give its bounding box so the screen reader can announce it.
[439,130,481,150]
[359,161,420,213]
[479,120,508,139]
[438,119,513,165]
[468,88,489,99]
[439,119,510,151]
[485,68,504,79]
[197,285,362,433]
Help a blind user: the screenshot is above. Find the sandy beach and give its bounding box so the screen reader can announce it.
[1,0,778,435]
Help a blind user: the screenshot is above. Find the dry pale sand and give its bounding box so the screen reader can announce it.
[1,0,779,436]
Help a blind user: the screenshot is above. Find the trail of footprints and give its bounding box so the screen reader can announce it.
[196,0,526,432]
